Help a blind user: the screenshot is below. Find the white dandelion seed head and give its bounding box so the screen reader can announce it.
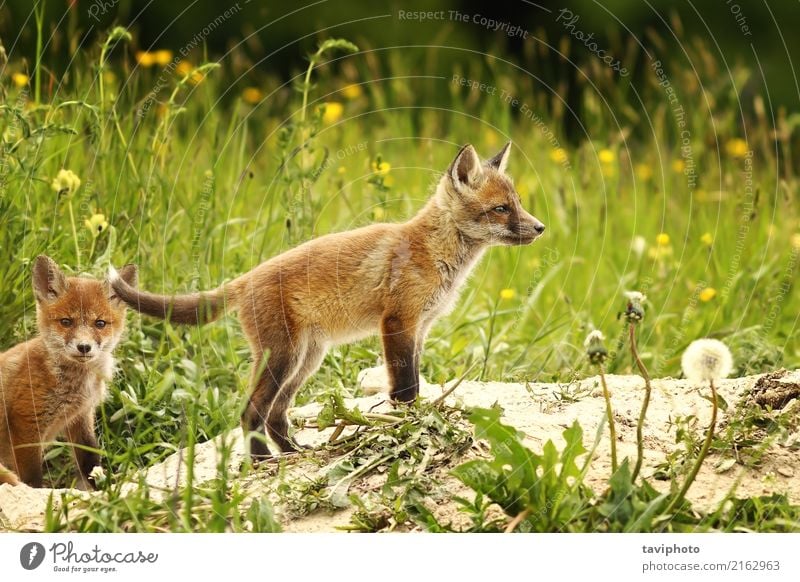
[631,236,647,257]
[625,291,647,303]
[584,329,606,348]
[681,339,733,383]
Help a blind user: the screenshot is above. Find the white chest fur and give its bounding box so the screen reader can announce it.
[425,249,485,318]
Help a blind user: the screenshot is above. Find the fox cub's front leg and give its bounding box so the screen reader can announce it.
[381,314,420,403]
[66,412,101,490]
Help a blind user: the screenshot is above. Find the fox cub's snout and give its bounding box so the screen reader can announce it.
[444,142,545,246]
[33,256,136,364]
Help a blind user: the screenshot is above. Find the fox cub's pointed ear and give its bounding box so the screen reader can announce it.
[117,264,138,288]
[108,264,138,304]
[448,144,484,195]
[32,255,68,303]
[486,141,512,174]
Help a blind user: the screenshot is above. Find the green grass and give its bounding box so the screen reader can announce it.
[1,24,799,530]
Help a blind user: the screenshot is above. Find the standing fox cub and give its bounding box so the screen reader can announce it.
[110,143,545,459]
[0,256,137,487]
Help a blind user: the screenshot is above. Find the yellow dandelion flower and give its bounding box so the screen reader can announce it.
[175,60,193,77]
[500,288,516,300]
[242,87,263,105]
[135,51,156,67]
[791,233,800,250]
[700,232,714,246]
[337,166,346,175]
[11,73,29,87]
[671,159,685,173]
[635,163,653,181]
[321,102,344,124]
[189,70,206,85]
[373,207,385,221]
[51,169,81,196]
[342,84,362,99]
[84,213,109,238]
[598,149,615,164]
[699,287,717,302]
[656,233,670,246]
[372,160,391,176]
[549,148,568,164]
[153,50,173,66]
[725,138,749,158]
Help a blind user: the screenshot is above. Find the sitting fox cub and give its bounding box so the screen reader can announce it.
[0,256,137,487]
[110,143,545,460]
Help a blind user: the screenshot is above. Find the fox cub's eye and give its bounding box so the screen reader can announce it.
[60,318,73,328]
[95,320,107,329]
[493,205,510,213]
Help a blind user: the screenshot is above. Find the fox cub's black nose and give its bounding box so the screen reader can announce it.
[534,223,546,234]
[77,343,92,354]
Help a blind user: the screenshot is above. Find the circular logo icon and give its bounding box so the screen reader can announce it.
[20,542,46,570]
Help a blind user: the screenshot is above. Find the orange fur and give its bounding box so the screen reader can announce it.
[0,256,137,487]
[111,143,545,459]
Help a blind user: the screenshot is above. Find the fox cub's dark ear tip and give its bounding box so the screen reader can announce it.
[32,255,65,301]
[117,264,139,288]
[32,255,61,276]
[33,255,54,268]
[486,142,512,172]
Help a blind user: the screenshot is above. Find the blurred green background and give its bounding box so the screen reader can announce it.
[1,0,797,120]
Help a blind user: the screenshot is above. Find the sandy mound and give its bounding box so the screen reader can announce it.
[2,369,798,532]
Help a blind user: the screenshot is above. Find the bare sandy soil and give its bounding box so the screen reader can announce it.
[1,368,798,532]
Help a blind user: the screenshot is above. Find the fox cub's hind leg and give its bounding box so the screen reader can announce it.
[266,339,325,453]
[242,349,287,460]
[381,314,420,403]
[242,334,326,458]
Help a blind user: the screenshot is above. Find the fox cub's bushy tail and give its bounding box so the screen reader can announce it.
[0,462,19,486]
[109,266,229,325]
